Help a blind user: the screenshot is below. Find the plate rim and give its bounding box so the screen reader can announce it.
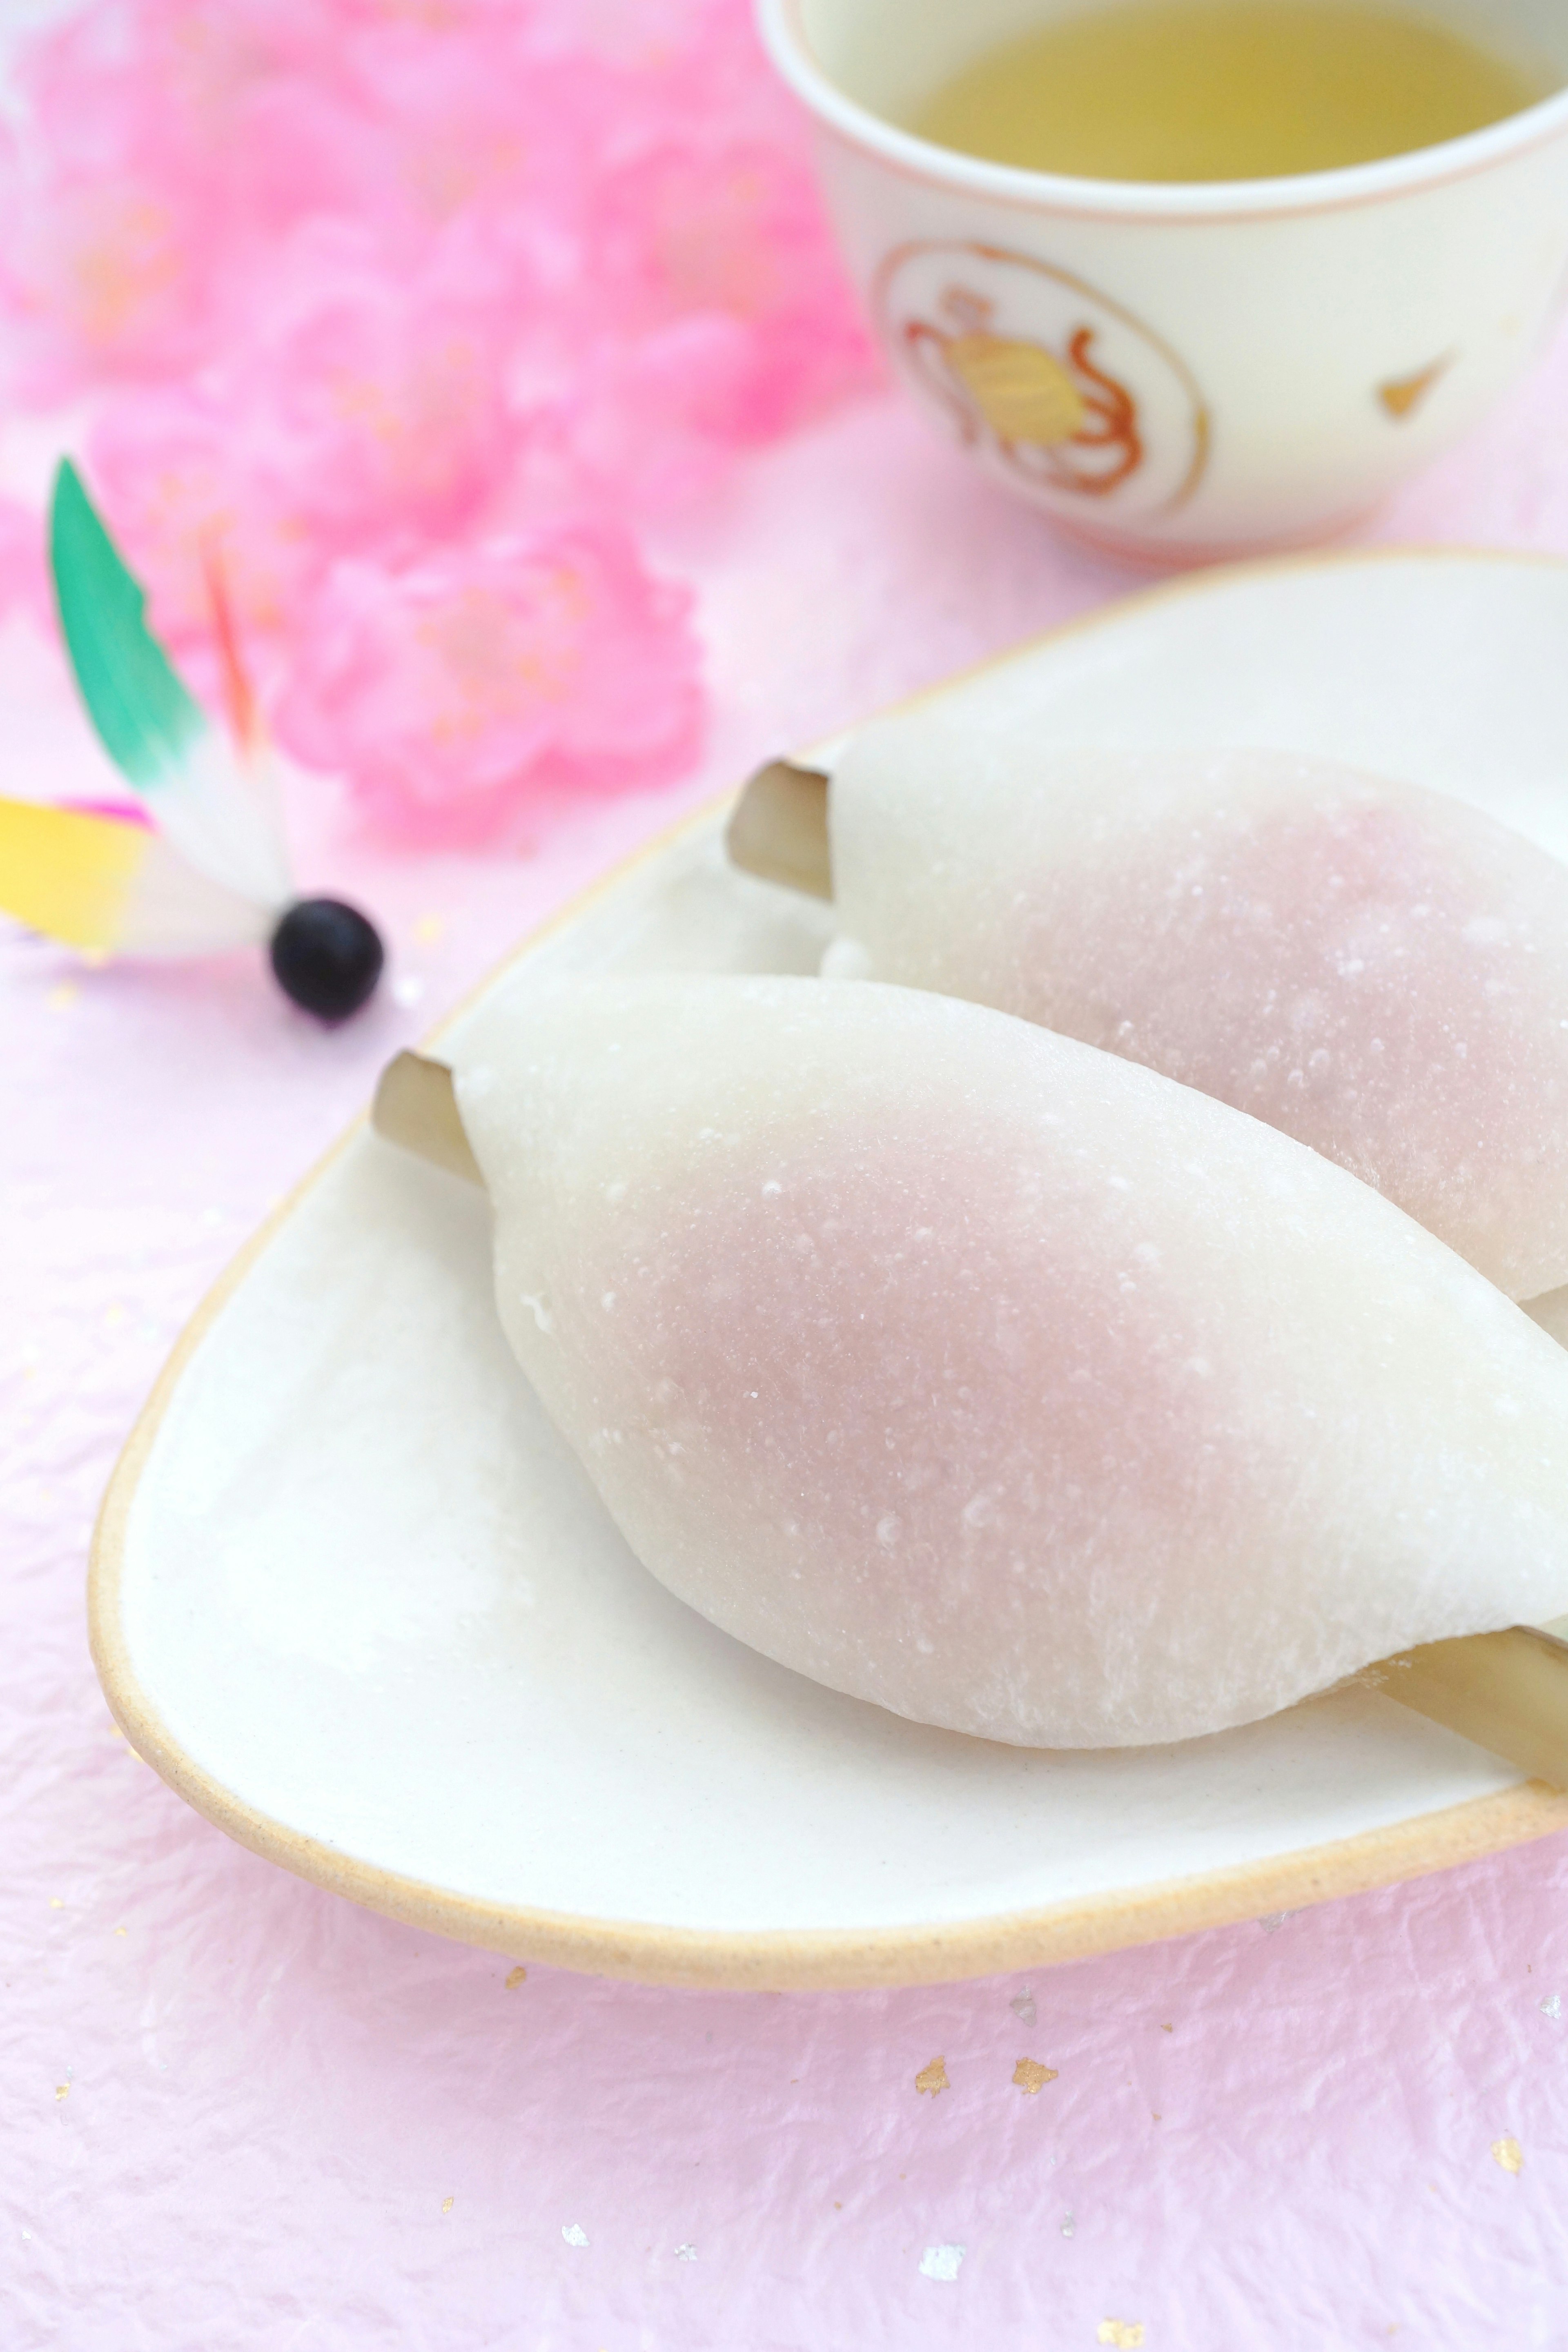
[89,542,1568,1991]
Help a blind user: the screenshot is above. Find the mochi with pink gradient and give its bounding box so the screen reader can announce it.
[456,978,1568,1749]
[827,738,1568,1300]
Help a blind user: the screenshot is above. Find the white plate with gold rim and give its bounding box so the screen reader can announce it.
[92,549,1568,1991]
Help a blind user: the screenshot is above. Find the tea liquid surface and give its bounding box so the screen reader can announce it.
[910,2,1552,183]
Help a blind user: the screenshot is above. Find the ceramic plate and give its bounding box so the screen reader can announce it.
[92,550,1568,1990]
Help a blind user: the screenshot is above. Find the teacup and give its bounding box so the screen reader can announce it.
[757,0,1568,559]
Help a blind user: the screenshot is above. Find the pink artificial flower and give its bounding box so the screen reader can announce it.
[274,522,705,845]
[234,226,522,547]
[564,2,882,491]
[0,0,372,396]
[86,225,528,688]
[339,16,594,259]
[0,0,876,848]
[87,383,318,715]
[0,172,198,398]
[581,138,878,448]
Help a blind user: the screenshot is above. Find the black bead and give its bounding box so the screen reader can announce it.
[269,898,385,1022]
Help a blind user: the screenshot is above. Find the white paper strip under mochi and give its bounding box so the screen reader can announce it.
[457,976,1568,1751]
[827,737,1568,1299]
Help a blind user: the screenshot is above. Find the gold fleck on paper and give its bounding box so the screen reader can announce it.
[1013,2058,1058,2094]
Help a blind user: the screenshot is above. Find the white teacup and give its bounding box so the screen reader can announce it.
[758,0,1568,559]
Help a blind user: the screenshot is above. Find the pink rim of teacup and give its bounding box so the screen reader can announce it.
[757,0,1568,224]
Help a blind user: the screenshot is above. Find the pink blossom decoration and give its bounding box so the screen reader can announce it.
[0,0,880,844]
[275,525,706,846]
[86,382,321,710]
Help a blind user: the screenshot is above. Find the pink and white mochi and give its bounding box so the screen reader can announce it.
[457,977,1568,1749]
[827,736,1568,1300]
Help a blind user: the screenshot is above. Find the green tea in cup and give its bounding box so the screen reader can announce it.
[757,0,1568,554]
[909,0,1552,183]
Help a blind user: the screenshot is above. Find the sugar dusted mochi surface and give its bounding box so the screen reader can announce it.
[457,977,1568,1750]
[827,735,1568,1299]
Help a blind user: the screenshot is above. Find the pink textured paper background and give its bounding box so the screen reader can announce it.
[10,357,1568,2346]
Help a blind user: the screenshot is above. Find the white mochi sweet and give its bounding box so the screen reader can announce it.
[457,976,1568,1750]
[828,733,1568,1299]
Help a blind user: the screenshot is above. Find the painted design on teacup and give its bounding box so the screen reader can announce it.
[910,290,1144,499]
[875,242,1209,516]
[1378,355,1450,419]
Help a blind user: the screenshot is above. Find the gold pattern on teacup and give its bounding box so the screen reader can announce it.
[906,292,1144,499]
[1378,355,1450,420]
[944,313,1087,446]
[876,241,1208,518]
[911,288,1147,501]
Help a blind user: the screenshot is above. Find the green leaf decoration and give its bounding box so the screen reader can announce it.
[49,458,205,791]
